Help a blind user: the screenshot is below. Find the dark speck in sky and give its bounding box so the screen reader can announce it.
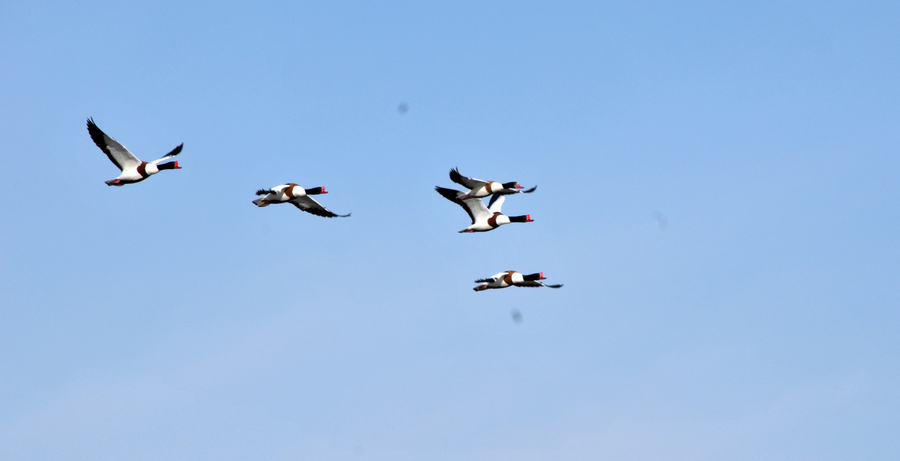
[397,102,408,114]
[652,210,668,229]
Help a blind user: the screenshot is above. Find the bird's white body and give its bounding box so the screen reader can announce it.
[481,271,523,289]
[464,181,504,199]
[253,184,306,206]
[114,162,162,183]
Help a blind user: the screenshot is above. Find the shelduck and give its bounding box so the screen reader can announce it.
[449,167,536,206]
[252,184,350,218]
[86,118,183,186]
[435,187,532,232]
[473,271,563,291]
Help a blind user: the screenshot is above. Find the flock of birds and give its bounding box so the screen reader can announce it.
[87,118,563,292]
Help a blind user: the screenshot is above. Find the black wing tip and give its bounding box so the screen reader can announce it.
[449,167,463,183]
[435,186,465,203]
[295,199,351,218]
[86,117,100,133]
[166,143,184,157]
[435,186,461,198]
[523,185,537,193]
[86,118,109,149]
[256,189,274,196]
[86,118,104,137]
[546,283,563,288]
[310,210,351,218]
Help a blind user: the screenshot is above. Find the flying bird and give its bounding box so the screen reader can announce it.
[435,186,532,233]
[86,118,182,186]
[473,271,563,291]
[253,184,350,218]
[449,167,536,206]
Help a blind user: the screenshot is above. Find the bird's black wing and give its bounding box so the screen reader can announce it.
[435,186,475,224]
[516,281,563,288]
[475,276,500,283]
[291,196,350,218]
[151,143,183,164]
[86,117,141,171]
[487,185,537,208]
[449,167,487,190]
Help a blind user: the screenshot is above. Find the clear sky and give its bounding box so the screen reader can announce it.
[1,1,898,459]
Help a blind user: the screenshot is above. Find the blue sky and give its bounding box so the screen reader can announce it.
[1,1,898,459]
